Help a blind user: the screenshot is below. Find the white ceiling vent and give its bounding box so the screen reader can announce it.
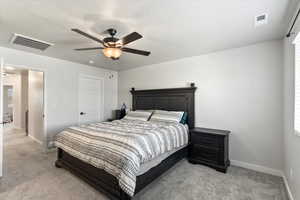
[255,14,268,27]
[11,34,53,51]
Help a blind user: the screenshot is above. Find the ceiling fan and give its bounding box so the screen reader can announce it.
[72,28,151,60]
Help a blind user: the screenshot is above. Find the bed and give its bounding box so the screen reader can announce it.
[55,84,196,200]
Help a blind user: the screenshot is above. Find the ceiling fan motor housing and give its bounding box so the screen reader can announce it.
[107,28,117,37]
[104,28,120,47]
[103,37,119,44]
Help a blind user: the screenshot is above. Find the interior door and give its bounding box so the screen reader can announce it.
[0,58,4,177]
[78,75,103,124]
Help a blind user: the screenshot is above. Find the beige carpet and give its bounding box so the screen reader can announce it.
[0,127,288,200]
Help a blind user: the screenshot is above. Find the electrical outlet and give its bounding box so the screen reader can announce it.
[290,168,294,180]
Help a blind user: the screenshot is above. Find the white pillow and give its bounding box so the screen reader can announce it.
[123,110,152,121]
[150,110,184,123]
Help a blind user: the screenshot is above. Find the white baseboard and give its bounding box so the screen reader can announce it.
[28,135,42,145]
[282,174,295,200]
[13,127,22,130]
[231,160,295,200]
[231,160,283,177]
[45,147,56,153]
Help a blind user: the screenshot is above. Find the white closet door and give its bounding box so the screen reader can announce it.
[78,75,103,124]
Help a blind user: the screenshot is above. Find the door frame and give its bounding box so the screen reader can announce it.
[78,74,104,125]
[0,57,4,177]
[1,63,47,151]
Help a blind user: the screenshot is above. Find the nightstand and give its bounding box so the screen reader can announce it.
[188,127,230,173]
[107,110,125,122]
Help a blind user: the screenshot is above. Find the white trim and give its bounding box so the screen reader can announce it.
[9,126,23,130]
[282,174,295,200]
[0,58,4,178]
[231,160,282,177]
[45,147,56,153]
[28,134,43,145]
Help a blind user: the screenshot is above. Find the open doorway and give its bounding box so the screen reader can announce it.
[0,63,46,187]
[2,66,44,144]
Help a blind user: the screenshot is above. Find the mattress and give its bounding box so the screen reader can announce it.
[137,145,187,176]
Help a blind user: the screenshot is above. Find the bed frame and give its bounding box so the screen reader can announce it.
[55,83,197,200]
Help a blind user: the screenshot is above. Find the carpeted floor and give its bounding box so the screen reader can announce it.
[0,127,288,200]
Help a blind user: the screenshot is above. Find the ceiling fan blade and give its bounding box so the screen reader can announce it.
[120,32,143,45]
[122,47,151,56]
[71,29,104,45]
[74,47,104,51]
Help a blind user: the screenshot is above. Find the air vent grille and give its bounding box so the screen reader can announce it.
[11,34,53,51]
[255,14,268,27]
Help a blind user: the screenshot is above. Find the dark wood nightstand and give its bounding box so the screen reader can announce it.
[188,127,230,173]
[107,110,125,122]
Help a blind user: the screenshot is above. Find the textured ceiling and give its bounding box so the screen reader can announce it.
[0,0,294,71]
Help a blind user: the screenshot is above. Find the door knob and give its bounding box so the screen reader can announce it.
[80,112,86,115]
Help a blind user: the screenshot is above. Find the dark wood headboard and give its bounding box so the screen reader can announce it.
[130,83,197,128]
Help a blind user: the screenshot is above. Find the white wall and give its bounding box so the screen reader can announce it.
[0,46,118,148]
[3,74,22,128]
[284,37,300,200]
[283,5,300,199]
[119,40,284,171]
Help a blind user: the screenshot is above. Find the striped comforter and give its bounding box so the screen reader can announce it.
[54,119,189,196]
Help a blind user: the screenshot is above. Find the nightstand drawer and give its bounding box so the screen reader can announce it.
[191,133,218,148]
[190,144,218,164]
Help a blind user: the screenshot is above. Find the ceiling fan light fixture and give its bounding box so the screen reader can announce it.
[103,47,122,59]
[72,28,150,59]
